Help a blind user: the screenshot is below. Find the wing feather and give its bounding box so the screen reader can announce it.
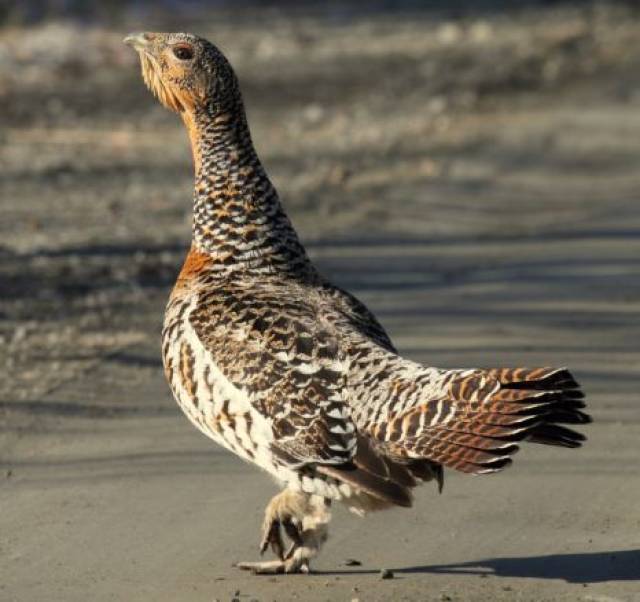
[189,281,357,468]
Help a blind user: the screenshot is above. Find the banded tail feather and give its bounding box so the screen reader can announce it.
[380,366,590,476]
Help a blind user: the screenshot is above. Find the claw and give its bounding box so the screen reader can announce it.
[239,491,329,576]
[282,518,303,546]
[235,558,308,574]
[235,560,285,574]
[259,519,284,560]
[282,517,303,560]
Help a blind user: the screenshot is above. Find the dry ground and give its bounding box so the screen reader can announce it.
[1,3,639,601]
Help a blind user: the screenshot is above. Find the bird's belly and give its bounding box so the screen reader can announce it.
[162,296,276,472]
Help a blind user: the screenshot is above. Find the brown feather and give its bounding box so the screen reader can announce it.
[317,463,413,508]
[379,366,589,477]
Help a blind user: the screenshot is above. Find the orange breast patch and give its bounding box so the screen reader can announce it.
[172,246,212,295]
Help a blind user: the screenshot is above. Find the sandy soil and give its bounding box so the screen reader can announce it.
[1,3,639,601]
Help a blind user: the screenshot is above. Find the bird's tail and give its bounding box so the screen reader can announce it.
[381,367,590,475]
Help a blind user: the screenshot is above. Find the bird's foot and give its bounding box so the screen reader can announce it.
[235,555,310,575]
[257,490,306,560]
[258,517,285,560]
[235,490,330,575]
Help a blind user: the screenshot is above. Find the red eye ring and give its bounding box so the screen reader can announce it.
[173,44,194,61]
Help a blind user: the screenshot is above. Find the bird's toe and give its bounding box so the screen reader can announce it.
[234,558,309,575]
[259,518,284,560]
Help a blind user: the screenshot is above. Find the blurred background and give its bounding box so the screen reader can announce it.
[1,2,639,601]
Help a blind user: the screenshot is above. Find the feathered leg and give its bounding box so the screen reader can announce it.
[236,489,330,574]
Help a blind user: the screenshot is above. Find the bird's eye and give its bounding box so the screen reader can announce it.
[173,45,194,61]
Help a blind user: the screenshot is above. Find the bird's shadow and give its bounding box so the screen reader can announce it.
[322,550,640,583]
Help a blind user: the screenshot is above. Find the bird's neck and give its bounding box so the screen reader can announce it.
[182,103,310,277]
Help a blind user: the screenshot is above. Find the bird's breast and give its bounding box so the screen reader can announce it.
[162,290,279,475]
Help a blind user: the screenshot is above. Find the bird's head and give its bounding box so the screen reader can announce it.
[124,32,237,115]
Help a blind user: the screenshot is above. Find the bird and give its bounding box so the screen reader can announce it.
[124,31,590,574]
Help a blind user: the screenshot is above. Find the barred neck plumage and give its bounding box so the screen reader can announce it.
[184,97,311,277]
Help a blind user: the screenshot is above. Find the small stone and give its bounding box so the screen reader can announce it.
[344,558,362,566]
[469,21,492,43]
[328,165,350,186]
[437,22,462,45]
[13,325,28,343]
[380,568,394,579]
[302,103,324,125]
[427,96,448,115]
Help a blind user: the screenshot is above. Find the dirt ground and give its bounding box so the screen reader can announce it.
[1,2,639,601]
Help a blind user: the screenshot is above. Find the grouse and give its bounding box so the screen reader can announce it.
[124,32,590,574]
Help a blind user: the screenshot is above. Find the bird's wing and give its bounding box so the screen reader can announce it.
[319,281,396,352]
[189,282,357,468]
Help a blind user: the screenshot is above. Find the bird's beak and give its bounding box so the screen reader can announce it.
[123,32,154,52]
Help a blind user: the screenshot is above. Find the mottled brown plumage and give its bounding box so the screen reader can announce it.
[124,32,590,574]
